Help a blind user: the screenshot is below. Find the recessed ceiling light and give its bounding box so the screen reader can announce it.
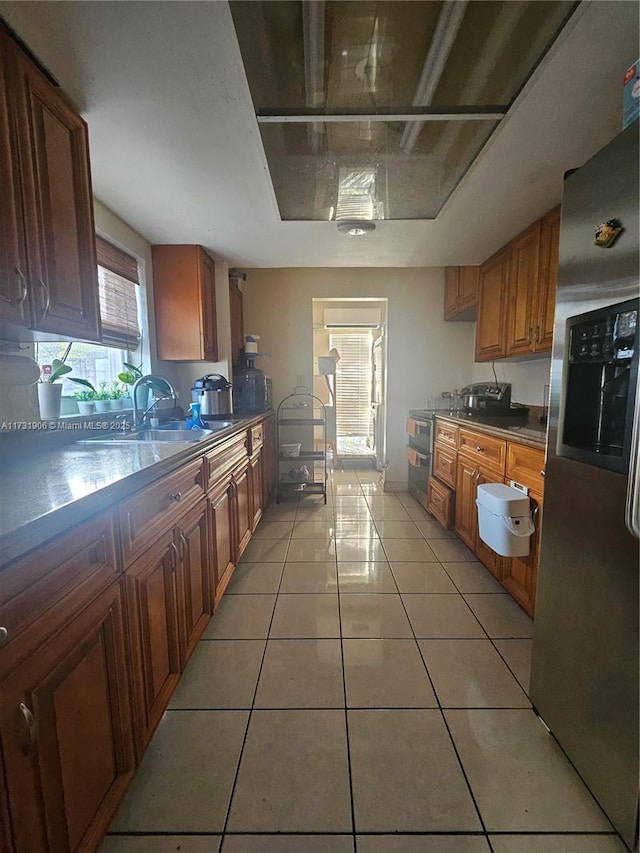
[336,220,376,236]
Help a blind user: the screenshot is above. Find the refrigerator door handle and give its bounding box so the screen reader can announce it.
[625,375,640,539]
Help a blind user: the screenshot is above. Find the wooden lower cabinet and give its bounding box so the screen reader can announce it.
[210,477,235,608]
[501,487,543,617]
[0,579,134,853]
[175,499,211,666]
[125,531,182,756]
[250,451,263,531]
[234,461,252,561]
[454,457,504,580]
[427,475,454,529]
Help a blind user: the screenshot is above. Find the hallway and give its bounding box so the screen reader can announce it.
[102,469,625,853]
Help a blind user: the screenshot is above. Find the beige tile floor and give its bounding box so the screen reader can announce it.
[102,468,628,853]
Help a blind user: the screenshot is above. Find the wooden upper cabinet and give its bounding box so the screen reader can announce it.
[444,266,478,320]
[152,244,219,361]
[444,267,460,319]
[476,247,509,361]
[505,221,542,357]
[229,275,244,367]
[0,27,100,340]
[536,206,561,351]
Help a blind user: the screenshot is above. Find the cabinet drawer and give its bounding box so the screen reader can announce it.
[119,459,206,566]
[433,443,457,489]
[206,432,248,490]
[434,419,458,448]
[427,476,454,529]
[506,443,545,492]
[250,423,264,455]
[0,512,119,659]
[458,429,506,474]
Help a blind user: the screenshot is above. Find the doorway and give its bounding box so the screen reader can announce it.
[312,299,387,470]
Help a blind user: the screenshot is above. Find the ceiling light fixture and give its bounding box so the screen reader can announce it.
[336,220,376,236]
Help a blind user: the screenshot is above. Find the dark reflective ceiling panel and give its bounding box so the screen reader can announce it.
[230,0,577,220]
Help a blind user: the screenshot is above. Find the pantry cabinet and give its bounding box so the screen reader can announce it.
[0,25,101,340]
[476,247,510,361]
[536,206,561,351]
[505,221,542,356]
[152,244,219,361]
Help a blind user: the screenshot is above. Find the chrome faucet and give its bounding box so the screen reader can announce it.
[132,374,179,428]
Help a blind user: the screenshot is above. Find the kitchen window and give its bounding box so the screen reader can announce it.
[330,330,374,453]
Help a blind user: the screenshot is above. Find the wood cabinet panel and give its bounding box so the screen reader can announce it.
[536,206,560,351]
[229,275,244,367]
[210,480,234,608]
[458,428,506,474]
[0,26,100,340]
[119,458,206,566]
[454,458,478,550]
[152,244,218,361]
[433,443,457,489]
[501,486,543,617]
[250,452,263,531]
[506,221,541,356]
[0,512,118,660]
[262,413,276,507]
[473,466,504,580]
[206,432,248,491]
[234,462,252,561]
[458,266,479,312]
[125,534,181,756]
[427,475,454,529]
[476,247,509,361]
[444,267,460,320]
[0,580,134,853]
[250,423,264,454]
[506,443,546,493]
[434,419,459,449]
[175,499,211,666]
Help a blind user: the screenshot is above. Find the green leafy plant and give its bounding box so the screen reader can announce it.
[39,342,96,394]
[95,381,112,401]
[74,388,97,402]
[108,382,125,400]
[117,361,143,386]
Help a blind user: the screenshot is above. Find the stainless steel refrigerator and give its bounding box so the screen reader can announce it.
[530,123,639,850]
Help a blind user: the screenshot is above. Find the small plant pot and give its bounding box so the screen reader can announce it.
[95,400,111,413]
[77,401,96,415]
[60,395,79,415]
[109,399,124,411]
[37,383,62,420]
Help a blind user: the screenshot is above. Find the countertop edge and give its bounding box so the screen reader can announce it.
[432,412,548,450]
[0,412,273,569]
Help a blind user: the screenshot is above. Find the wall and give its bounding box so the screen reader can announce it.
[242,268,475,490]
[471,352,552,406]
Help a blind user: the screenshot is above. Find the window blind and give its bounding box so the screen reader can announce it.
[95,237,141,349]
[330,331,373,436]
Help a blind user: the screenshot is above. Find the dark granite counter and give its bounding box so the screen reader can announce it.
[0,415,264,567]
[410,409,547,450]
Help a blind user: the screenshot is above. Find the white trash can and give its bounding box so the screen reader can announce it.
[476,483,535,557]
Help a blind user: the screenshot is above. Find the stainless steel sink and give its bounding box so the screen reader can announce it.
[156,420,234,432]
[83,428,215,443]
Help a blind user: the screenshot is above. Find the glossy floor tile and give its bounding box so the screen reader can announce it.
[106,477,627,852]
[226,710,351,832]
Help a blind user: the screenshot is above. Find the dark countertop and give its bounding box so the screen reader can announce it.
[410,409,547,450]
[0,414,268,568]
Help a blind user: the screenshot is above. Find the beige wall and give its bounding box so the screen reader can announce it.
[242,267,475,489]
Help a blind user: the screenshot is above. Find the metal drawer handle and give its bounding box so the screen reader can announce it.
[476,445,484,453]
[0,626,8,647]
[19,702,37,754]
[179,532,189,557]
[169,491,183,502]
[169,541,180,569]
[540,470,545,477]
[37,278,50,318]
[16,268,28,305]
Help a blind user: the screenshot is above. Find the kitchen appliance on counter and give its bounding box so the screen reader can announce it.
[233,335,273,414]
[530,124,639,850]
[191,374,233,419]
[460,382,512,413]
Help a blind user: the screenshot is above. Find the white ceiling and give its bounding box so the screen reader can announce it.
[1,1,638,267]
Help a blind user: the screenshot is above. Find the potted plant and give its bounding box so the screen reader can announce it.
[37,344,97,420]
[94,381,113,413]
[108,382,126,410]
[74,388,98,415]
[118,361,148,408]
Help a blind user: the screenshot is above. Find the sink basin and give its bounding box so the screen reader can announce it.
[156,420,234,432]
[83,428,215,443]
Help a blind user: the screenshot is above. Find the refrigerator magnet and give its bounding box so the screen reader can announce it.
[594,218,624,247]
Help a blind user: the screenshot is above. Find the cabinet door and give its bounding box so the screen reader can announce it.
[476,247,509,361]
[433,443,457,489]
[444,267,460,319]
[458,266,479,312]
[250,452,263,531]
[234,461,252,561]
[427,475,454,530]
[210,480,235,608]
[125,536,181,755]
[10,39,100,340]
[501,487,543,617]
[0,581,134,853]
[454,458,478,550]
[229,277,244,367]
[0,33,28,327]
[175,500,211,667]
[473,466,504,581]
[506,222,541,356]
[535,206,560,352]
[262,414,277,507]
[200,247,218,362]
